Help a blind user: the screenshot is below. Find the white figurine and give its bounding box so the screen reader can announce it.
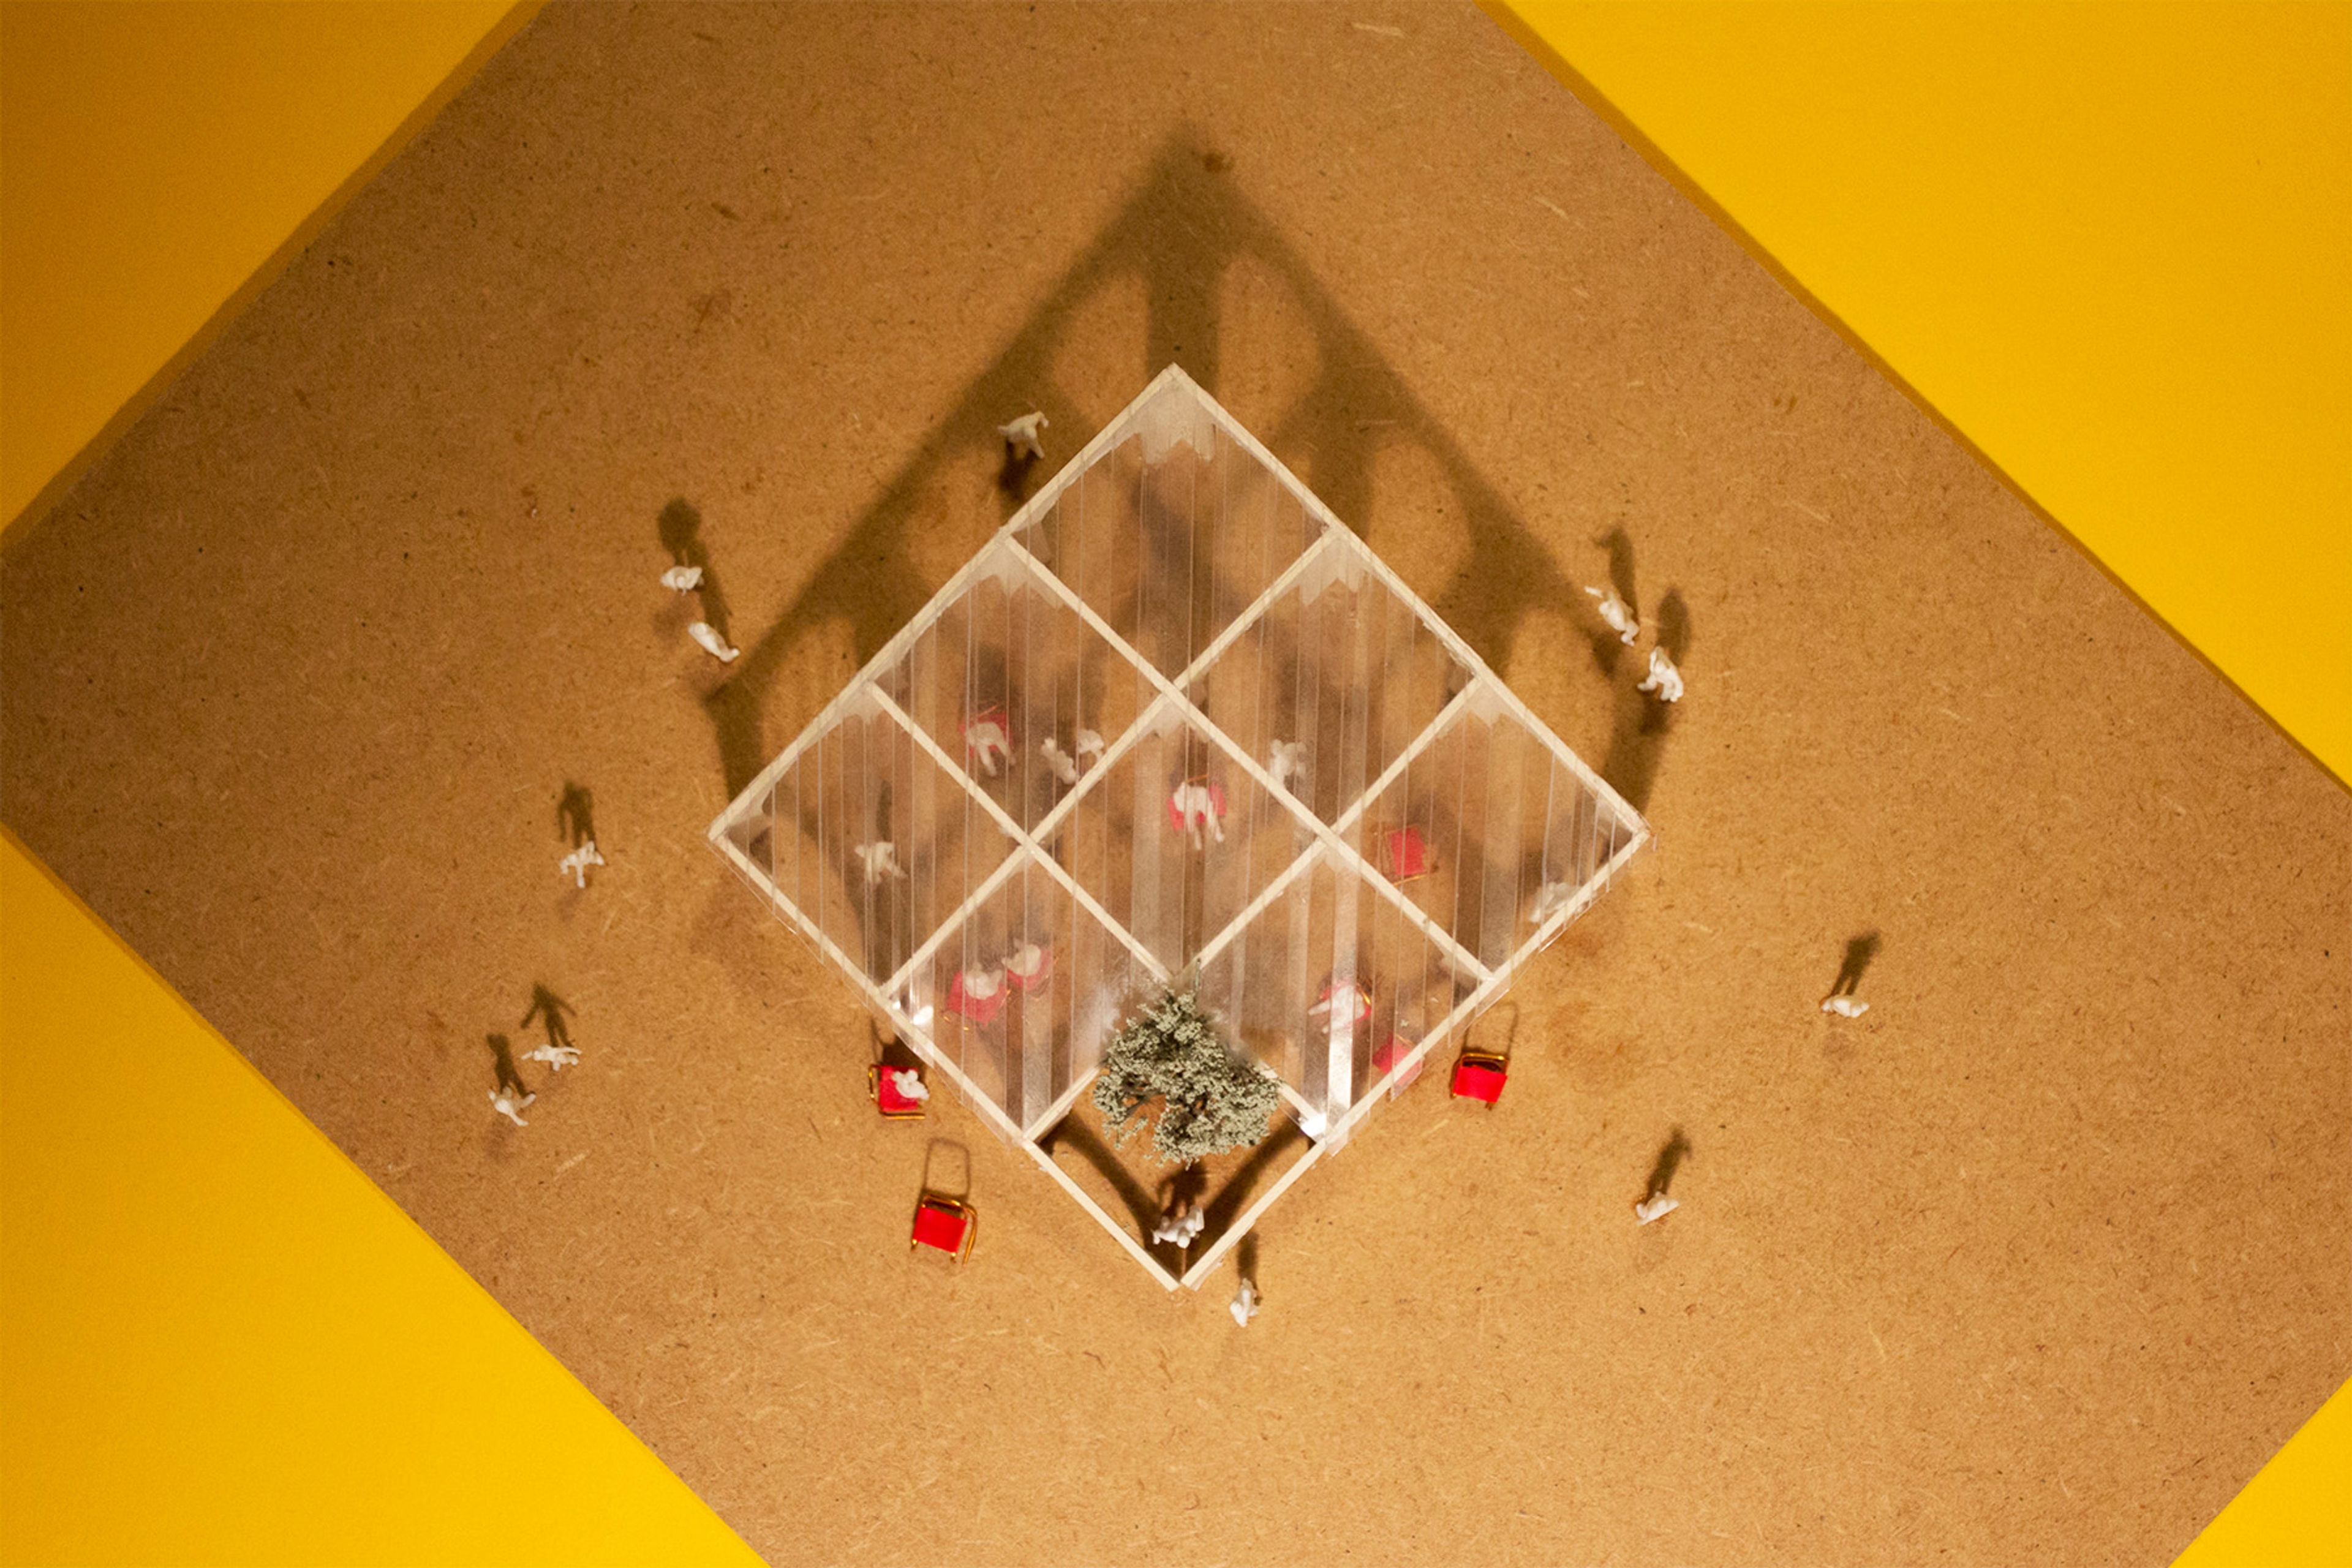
[853,840,907,886]
[1039,736,1080,786]
[1634,1192,1679,1225]
[557,840,606,889]
[1169,782,1224,848]
[1150,1202,1205,1248]
[489,1085,536,1127]
[524,1042,581,1071]
[889,1067,930,1103]
[960,966,1005,1003]
[688,620,741,663]
[997,410,1048,461]
[659,564,704,592]
[1585,585,1638,645]
[1229,1277,1261,1326]
[1074,728,1104,764]
[1528,880,1575,926]
[1267,738,1307,794]
[1822,996,1869,1018]
[965,719,1012,777]
[1308,981,1370,1022]
[1637,646,1683,703]
[1006,942,1049,984]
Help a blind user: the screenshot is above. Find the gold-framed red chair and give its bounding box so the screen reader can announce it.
[869,1062,928,1119]
[910,1192,978,1260]
[1450,1047,1509,1104]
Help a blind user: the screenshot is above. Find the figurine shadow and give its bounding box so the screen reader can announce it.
[1828,930,1881,1000]
[996,445,1041,498]
[1235,1232,1259,1289]
[522,983,577,1057]
[557,782,597,850]
[486,1032,527,1096]
[1580,526,1642,677]
[1599,587,1691,813]
[680,129,1597,804]
[1643,1125,1692,1200]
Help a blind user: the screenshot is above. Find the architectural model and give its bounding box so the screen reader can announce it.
[711,368,1649,1289]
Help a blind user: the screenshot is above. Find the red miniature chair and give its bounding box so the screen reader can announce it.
[1450,1048,1509,1104]
[1378,825,1434,883]
[945,966,1008,1025]
[1313,978,1373,1027]
[910,1193,977,1260]
[1166,777,1229,836]
[1370,1035,1423,1096]
[869,1063,928,1118]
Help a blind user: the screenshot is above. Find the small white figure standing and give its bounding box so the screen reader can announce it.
[1585,585,1638,645]
[1822,995,1869,1019]
[853,840,907,886]
[889,1067,931,1103]
[1039,736,1080,786]
[688,620,741,663]
[997,410,1049,461]
[1170,782,1224,849]
[1528,880,1575,926]
[965,718,1012,777]
[1150,1202,1205,1248]
[489,1085,536,1127]
[659,564,704,592]
[524,1042,581,1071]
[1267,738,1307,794]
[1074,728,1105,765]
[1634,1191,1679,1225]
[558,840,606,889]
[1637,647,1683,703]
[1230,1277,1261,1326]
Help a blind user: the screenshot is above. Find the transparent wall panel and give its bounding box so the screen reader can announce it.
[1195,844,1482,1129]
[1360,682,1638,972]
[1019,386,1321,680]
[877,540,1150,838]
[717,693,1014,984]
[1191,537,1469,827]
[1052,704,1315,975]
[897,852,1148,1137]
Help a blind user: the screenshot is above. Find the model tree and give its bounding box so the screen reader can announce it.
[1092,984,1280,1165]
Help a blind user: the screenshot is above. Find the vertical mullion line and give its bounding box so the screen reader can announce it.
[1185,442,1201,962]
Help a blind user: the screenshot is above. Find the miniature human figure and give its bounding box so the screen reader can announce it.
[1528,880,1575,926]
[1169,782,1225,848]
[688,620,741,663]
[889,1067,930,1103]
[1074,728,1104,765]
[1585,585,1638,645]
[1230,1276,1261,1326]
[965,717,1012,777]
[1637,646,1683,703]
[1151,1202,1205,1248]
[1005,941,1052,992]
[489,1085,536,1127]
[1267,738,1307,794]
[1039,735,1080,786]
[1821,996,1869,1018]
[1634,1191,1679,1225]
[997,410,1048,461]
[660,564,704,592]
[1309,979,1371,1025]
[948,963,1008,1025]
[558,840,606,889]
[853,840,907,887]
[524,1041,581,1071]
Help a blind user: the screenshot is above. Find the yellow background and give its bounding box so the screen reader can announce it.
[1,2,2344,1561]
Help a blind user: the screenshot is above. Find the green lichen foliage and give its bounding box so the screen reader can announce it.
[1091,986,1280,1165]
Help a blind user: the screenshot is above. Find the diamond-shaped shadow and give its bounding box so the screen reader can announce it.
[1188,532,1470,827]
[1047,698,1316,976]
[715,692,1019,986]
[874,538,1154,840]
[1352,680,1646,973]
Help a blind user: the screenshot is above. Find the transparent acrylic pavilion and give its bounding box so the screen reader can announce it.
[711,368,1649,1289]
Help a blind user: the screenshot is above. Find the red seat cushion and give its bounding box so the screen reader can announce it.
[911,1200,969,1253]
[1384,827,1431,880]
[1451,1058,1507,1103]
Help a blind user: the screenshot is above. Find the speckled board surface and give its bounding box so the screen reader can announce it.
[4,4,2345,1563]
